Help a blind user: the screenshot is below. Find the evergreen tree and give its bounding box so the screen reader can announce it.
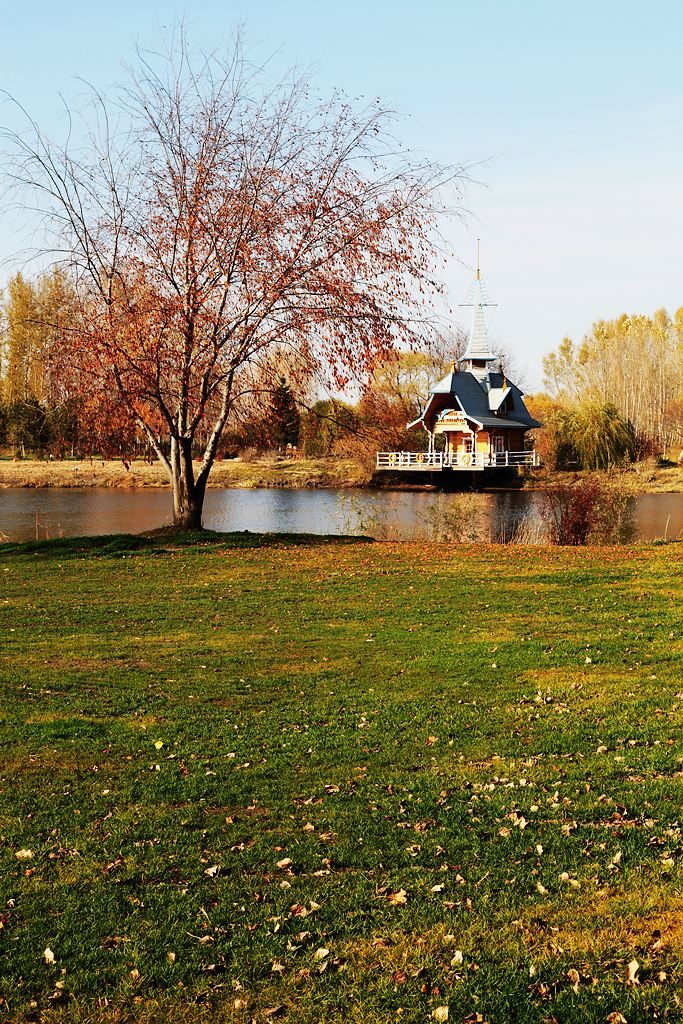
[269,378,300,450]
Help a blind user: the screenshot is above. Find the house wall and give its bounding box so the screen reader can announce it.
[508,429,525,450]
[443,427,527,454]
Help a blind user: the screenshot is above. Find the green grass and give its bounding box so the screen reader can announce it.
[0,534,681,1023]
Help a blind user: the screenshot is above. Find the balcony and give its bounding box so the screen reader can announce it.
[375,450,539,471]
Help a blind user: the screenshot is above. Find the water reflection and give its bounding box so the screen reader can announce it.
[0,486,680,544]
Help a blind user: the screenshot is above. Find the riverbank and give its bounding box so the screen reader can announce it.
[525,458,683,494]
[0,455,369,490]
[1,454,682,493]
[1,533,682,1022]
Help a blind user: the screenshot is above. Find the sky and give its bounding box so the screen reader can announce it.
[2,0,683,390]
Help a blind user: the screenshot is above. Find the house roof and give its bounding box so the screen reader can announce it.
[488,385,511,411]
[412,369,541,432]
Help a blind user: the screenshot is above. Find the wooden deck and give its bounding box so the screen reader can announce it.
[375,450,539,472]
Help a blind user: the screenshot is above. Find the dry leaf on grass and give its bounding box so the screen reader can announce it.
[387,888,408,905]
[625,959,639,986]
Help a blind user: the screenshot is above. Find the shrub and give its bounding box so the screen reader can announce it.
[541,477,632,545]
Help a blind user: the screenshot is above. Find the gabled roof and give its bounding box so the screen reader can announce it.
[430,368,459,393]
[410,370,541,432]
[488,385,511,412]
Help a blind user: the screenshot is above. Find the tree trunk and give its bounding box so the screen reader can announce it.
[170,436,206,530]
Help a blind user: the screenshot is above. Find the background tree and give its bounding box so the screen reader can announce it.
[267,378,301,451]
[5,32,459,528]
[0,267,81,455]
[543,309,683,453]
[300,399,358,457]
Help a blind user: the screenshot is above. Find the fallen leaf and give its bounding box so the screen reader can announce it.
[314,948,330,961]
[432,1008,449,1022]
[204,864,220,878]
[44,947,55,964]
[276,858,292,869]
[15,849,33,861]
[626,959,639,986]
[387,888,408,905]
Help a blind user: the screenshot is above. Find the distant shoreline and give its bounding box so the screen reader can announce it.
[0,456,371,491]
[0,456,681,494]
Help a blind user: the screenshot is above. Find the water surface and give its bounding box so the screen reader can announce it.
[1,486,681,544]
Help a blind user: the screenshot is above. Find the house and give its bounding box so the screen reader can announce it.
[376,261,540,475]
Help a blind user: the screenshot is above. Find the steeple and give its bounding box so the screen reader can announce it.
[459,240,496,372]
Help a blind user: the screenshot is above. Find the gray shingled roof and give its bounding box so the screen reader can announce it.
[417,370,541,431]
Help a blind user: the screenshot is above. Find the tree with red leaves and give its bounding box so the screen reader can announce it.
[5,32,460,528]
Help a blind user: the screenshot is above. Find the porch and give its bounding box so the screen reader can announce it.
[375,450,539,471]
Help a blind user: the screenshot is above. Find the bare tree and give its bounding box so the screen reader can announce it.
[2,31,462,528]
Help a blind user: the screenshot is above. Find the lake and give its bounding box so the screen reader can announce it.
[1,486,681,544]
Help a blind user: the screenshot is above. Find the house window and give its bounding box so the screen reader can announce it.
[462,435,474,453]
[494,436,505,454]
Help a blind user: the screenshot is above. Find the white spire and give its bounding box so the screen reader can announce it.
[459,240,496,365]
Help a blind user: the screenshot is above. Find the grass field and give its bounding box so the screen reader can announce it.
[0,533,682,1023]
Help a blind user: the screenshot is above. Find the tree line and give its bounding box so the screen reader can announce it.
[0,265,448,467]
[533,309,683,469]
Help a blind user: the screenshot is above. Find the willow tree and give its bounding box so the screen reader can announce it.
[4,34,458,528]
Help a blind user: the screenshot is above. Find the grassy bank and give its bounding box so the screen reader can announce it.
[0,534,681,1022]
[526,458,683,495]
[1,455,682,493]
[0,457,370,491]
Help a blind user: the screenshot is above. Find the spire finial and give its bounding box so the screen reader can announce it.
[476,238,480,280]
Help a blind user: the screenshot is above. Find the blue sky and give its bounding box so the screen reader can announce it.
[2,0,682,389]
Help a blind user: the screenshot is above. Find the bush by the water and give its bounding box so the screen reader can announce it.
[541,476,632,545]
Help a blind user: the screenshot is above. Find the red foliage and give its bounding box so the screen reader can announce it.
[12,39,453,524]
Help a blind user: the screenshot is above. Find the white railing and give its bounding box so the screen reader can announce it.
[376,450,539,471]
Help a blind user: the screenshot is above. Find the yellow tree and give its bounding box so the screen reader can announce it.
[1,273,42,405]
